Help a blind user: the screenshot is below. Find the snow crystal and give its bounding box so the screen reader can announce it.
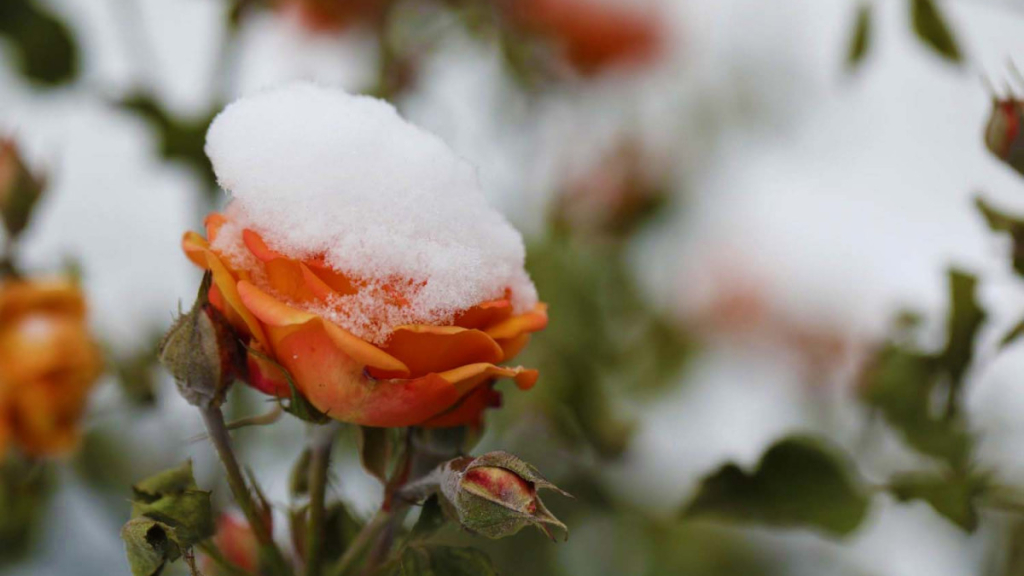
[205,82,537,343]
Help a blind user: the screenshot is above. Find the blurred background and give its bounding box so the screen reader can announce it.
[3,0,1024,574]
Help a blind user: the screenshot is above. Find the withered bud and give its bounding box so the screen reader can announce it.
[159,273,245,409]
[0,138,46,239]
[437,451,571,540]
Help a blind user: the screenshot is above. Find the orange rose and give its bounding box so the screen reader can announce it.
[181,211,547,428]
[0,280,102,457]
[202,513,260,575]
[502,0,663,75]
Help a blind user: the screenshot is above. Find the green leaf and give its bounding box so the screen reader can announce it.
[846,4,872,68]
[889,471,984,531]
[358,426,391,484]
[323,502,363,564]
[0,458,52,563]
[378,545,498,576]
[976,197,1024,277]
[940,269,984,387]
[860,344,971,468]
[0,0,78,85]
[122,461,214,575]
[910,0,962,63]
[121,517,180,576]
[410,496,447,542]
[682,436,870,536]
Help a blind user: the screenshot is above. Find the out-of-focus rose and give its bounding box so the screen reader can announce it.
[202,513,260,575]
[0,280,102,457]
[181,212,547,428]
[501,0,663,75]
[275,0,389,33]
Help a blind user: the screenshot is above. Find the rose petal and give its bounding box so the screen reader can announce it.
[242,229,284,263]
[273,321,454,426]
[182,231,211,268]
[496,333,531,363]
[265,259,317,304]
[205,252,270,350]
[419,385,502,429]
[485,303,549,340]
[438,363,539,395]
[453,299,513,330]
[0,281,85,323]
[237,281,408,375]
[205,213,227,243]
[373,325,503,379]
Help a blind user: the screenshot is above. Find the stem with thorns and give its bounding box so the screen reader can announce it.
[201,405,293,576]
[305,422,342,576]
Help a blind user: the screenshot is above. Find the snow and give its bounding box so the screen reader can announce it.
[204,82,537,343]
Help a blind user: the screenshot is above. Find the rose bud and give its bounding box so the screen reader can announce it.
[437,451,570,540]
[159,274,246,409]
[180,84,547,428]
[0,138,45,239]
[0,279,102,457]
[984,96,1024,178]
[201,512,261,575]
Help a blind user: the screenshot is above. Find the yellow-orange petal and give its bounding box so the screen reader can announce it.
[438,363,539,395]
[237,281,408,375]
[305,259,358,296]
[205,213,227,243]
[242,229,284,263]
[496,333,531,363]
[0,281,85,322]
[265,259,317,304]
[485,303,549,340]
[453,299,513,330]
[205,252,270,349]
[374,325,503,379]
[300,262,336,301]
[183,231,211,268]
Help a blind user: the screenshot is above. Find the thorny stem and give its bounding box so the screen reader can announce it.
[200,405,294,576]
[305,422,342,576]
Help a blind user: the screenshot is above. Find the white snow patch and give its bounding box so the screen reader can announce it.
[205,82,537,343]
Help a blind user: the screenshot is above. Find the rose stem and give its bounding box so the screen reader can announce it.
[201,405,294,576]
[326,510,390,576]
[305,422,342,576]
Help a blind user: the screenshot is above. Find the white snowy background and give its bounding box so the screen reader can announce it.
[3,0,1024,574]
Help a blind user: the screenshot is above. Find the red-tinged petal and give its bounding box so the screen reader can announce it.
[265,258,317,304]
[373,325,503,379]
[237,281,409,375]
[245,349,291,397]
[242,229,284,262]
[485,303,549,340]
[205,213,227,242]
[420,385,502,429]
[272,321,455,426]
[453,299,513,330]
[438,363,539,395]
[205,252,270,350]
[182,232,210,268]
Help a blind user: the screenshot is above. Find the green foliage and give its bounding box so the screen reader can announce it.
[889,471,986,531]
[121,461,214,576]
[860,269,982,471]
[522,234,692,457]
[976,197,1024,279]
[359,426,392,484]
[846,4,872,69]
[0,0,78,85]
[682,436,870,536]
[0,141,46,240]
[118,94,219,197]
[410,496,447,542]
[0,458,51,564]
[377,545,498,576]
[910,0,962,63]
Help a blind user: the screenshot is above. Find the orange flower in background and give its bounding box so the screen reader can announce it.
[0,280,102,457]
[275,0,389,33]
[181,212,547,429]
[202,514,260,575]
[502,0,663,75]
